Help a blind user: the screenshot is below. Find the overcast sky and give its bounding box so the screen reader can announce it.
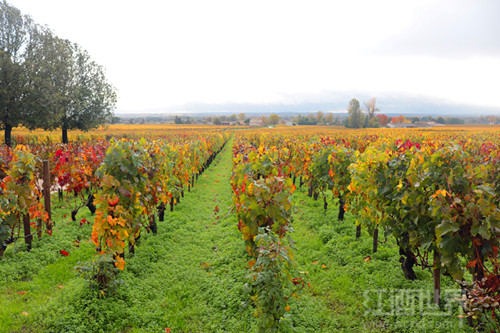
[7,0,500,114]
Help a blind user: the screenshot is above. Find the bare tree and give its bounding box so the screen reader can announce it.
[364,97,380,119]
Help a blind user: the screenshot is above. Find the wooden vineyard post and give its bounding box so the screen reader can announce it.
[23,214,32,251]
[433,249,441,306]
[43,160,52,232]
[372,227,378,253]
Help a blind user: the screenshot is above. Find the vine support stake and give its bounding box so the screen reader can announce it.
[372,227,378,253]
[43,160,52,231]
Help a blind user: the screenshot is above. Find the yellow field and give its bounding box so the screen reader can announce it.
[7,124,232,145]
[6,123,500,145]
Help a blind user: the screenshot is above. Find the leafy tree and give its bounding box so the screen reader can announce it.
[436,116,446,124]
[366,117,380,128]
[296,114,317,125]
[22,27,73,133]
[174,116,183,124]
[238,113,246,123]
[213,117,221,125]
[0,0,31,146]
[1,1,116,144]
[57,44,116,143]
[260,116,268,126]
[268,114,280,125]
[325,112,334,125]
[447,117,464,124]
[391,115,409,123]
[315,111,324,124]
[375,114,389,126]
[307,113,316,125]
[346,98,364,128]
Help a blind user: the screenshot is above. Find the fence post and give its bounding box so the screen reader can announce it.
[23,214,32,251]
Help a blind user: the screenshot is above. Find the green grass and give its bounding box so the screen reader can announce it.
[288,188,473,332]
[0,139,474,332]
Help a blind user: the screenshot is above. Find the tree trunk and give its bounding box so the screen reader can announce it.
[62,126,68,144]
[4,123,12,147]
[323,196,328,211]
[23,214,32,251]
[338,196,345,221]
[473,243,484,282]
[170,197,174,212]
[158,202,165,221]
[150,216,157,234]
[71,209,78,222]
[86,194,96,214]
[356,225,361,239]
[128,234,141,255]
[313,189,319,200]
[433,249,441,306]
[399,246,417,280]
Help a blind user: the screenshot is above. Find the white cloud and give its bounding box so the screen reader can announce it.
[6,0,500,113]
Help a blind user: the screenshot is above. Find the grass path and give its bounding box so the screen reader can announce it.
[117,138,255,332]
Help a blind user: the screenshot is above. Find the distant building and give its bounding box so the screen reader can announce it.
[249,118,264,127]
[387,123,418,128]
[387,122,445,128]
[414,122,432,128]
[221,121,238,126]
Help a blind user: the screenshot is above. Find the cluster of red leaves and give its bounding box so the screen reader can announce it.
[395,139,421,152]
